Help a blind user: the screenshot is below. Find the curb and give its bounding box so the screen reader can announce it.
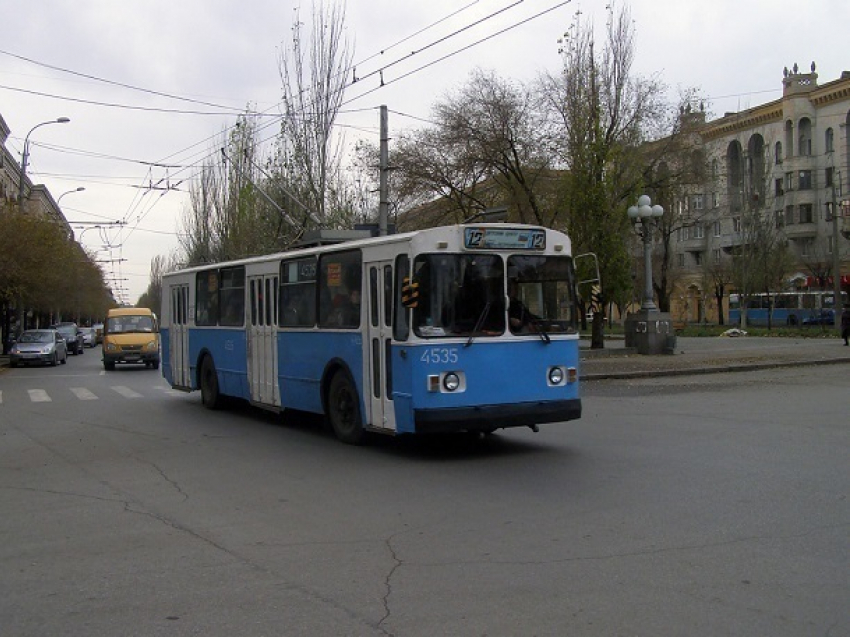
[580,355,850,381]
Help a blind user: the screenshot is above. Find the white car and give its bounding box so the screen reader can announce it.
[80,327,97,347]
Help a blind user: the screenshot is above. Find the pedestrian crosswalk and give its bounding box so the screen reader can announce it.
[0,385,185,404]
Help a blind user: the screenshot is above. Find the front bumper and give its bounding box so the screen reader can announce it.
[413,398,582,434]
[10,353,53,365]
[103,350,159,365]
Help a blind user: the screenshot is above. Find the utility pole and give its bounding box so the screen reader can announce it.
[378,105,389,236]
[831,172,843,336]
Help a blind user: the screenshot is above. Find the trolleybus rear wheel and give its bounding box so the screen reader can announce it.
[200,356,223,410]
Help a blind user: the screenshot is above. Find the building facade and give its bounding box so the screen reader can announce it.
[0,112,70,231]
[661,64,850,324]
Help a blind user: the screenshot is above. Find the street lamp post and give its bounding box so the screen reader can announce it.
[628,195,664,311]
[624,194,676,355]
[17,117,71,209]
[57,186,85,204]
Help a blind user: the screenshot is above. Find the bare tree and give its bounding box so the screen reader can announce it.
[276,0,354,228]
[390,69,559,229]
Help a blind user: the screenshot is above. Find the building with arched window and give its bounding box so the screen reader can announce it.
[650,64,850,324]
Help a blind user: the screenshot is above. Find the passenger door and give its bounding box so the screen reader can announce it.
[247,274,281,408]
[365,261,396,432]
[170,284,191,389]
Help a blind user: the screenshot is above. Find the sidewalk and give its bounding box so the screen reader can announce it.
[580,335,850,380]
[3,337,849,380]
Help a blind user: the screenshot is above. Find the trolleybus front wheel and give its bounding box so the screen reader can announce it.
[327,371,365,445]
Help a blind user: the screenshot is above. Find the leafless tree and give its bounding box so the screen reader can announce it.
[275,0,354,228]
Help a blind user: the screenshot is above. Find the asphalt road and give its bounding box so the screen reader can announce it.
[1,351,848,636]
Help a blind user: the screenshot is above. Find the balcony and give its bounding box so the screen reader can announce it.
[783,222,817,239]
[679,235,707,251]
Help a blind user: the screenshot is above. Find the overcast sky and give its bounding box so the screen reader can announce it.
[2,0,846,303]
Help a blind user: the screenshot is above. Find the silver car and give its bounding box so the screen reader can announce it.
[9,329,68,367]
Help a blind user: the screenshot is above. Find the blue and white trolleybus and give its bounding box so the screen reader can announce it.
[161,224,582,443]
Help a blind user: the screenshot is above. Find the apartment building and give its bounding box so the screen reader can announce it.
[0,112,70,231]
[659,63,850,323]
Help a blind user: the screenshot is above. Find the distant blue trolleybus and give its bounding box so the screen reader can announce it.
[161,224,582,444]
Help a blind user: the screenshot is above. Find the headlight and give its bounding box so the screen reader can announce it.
[443,372,460,392]
[106,343,117,352]
[42,346,52,354]
[144,340,157,351]
[548,366,565,385]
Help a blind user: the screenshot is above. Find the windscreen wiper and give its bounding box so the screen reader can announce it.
[528,318,551,344]
[465,302,492,348]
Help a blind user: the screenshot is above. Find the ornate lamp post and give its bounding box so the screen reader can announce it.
[628,194,664,311]
[17,117,71,208]
[625,194,676,355]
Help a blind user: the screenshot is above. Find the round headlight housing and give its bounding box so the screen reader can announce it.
[548,366,564,385]
[443,372,461,392]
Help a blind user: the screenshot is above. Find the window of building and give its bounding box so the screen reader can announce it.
[692,224,705,239]
[785,172,794,191]
[712,192,719,208]
[799,204,813,224]
[733,217,742,233]
[800,238,812,257]
[775,210,784,229]
[785,205,795,225]
[825,127,834,153]
[826,166,834,188]
[677,253,685,267]
[825,202,835,221]
[775,178,784,197]
[693,252,702,266]
[798,117,812,156]
[798,170,812,190]
[775,141,783,164]
[713,249,721,264]
[692,194,704,211]
[713,221,721,237]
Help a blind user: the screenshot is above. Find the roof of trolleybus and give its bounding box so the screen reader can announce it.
[164,224,571,277]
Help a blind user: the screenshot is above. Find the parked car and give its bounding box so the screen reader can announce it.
[802,309,835,326]
[80,327,97,347]
[9,329,68,367]
[52,322,84,355]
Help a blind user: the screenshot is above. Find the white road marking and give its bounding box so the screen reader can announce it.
[111,386,143,399]
[70,387,99,401]
[28,389,51,402]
